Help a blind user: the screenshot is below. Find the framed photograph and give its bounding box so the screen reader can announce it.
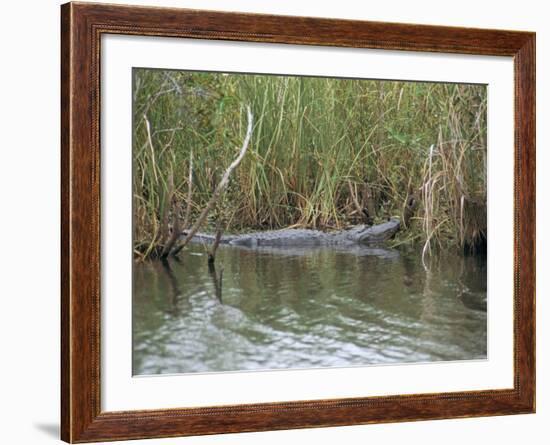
[61,2,535,442]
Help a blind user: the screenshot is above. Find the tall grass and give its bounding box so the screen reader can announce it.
[133,69,486,258]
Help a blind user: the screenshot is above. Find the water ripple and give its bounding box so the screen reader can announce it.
[133,244,487,375]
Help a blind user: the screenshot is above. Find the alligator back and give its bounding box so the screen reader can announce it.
[188,218,400,247]
[229,229,329,247]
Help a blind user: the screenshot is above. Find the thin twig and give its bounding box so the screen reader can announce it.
[421,144,435,270]
[159,167,175,247]
[160,169,180,259]
[347,180,363,216]
[182,150,193,230]
[143,114,159,185]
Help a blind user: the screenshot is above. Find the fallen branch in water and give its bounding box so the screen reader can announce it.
[208,225,224,264]
[172,105,254,257]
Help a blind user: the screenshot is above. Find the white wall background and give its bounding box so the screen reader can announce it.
[0,1,546,444]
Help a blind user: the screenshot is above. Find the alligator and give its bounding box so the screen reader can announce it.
[185,217,401,248]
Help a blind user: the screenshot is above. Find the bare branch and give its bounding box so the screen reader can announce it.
[347,180,363,216]
[163,72,183,94]
[160,151,193,259]
[172,106,253,256]
[160,169,179,259]
[159,167,175,247]
[208,225,224,264]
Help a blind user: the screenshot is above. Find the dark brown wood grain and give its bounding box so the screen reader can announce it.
[61,2,536,443]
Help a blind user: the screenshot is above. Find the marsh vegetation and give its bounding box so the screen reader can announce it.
[132,69,487,261]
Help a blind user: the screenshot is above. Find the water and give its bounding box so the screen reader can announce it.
[133,243,487,375]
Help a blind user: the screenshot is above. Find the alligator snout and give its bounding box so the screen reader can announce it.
[357,217,401,244]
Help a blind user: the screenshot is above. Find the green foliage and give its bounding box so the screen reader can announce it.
[133,69,487,256]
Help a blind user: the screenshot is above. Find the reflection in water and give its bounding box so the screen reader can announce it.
[133,244,487,375]
[208,262,224,303]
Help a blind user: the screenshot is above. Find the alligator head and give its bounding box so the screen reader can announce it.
[352,217,401,245]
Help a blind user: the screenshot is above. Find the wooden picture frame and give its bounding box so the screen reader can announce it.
[61,2,535,442]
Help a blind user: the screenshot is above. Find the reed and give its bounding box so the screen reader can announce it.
[133,69,487,259]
